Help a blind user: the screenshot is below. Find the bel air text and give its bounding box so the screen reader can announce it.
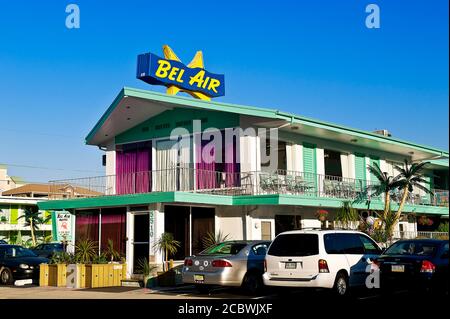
[137,53,225,98]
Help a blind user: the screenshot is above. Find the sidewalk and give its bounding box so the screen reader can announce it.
[0,285,208,299]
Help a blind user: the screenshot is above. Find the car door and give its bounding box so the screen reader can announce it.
[33,244,45,257]
[247,242,270,272]
[342,233,368,287]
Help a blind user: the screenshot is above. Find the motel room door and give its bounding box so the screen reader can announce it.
[133,213,149,273]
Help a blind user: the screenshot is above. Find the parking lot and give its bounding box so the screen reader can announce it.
[0,283,394,300]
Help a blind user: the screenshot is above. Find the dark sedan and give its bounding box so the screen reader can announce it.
[0,245,49,285]
[32,243,65,258]
[375,239,448,293]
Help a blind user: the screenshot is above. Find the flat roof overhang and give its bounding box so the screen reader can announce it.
[37,193,449,216]
[85,87,448,162]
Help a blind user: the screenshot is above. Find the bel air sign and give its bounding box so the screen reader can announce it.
[136,45,225,100]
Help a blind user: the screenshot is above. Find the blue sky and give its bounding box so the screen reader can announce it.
[0,0,448,182]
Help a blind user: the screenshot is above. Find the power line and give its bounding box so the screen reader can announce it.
[0,163,103,174]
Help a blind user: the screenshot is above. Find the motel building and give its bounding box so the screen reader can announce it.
[38,49,449,276]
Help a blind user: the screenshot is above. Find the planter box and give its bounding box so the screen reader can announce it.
[39,264,67,287]
[86,263,127,288]
[66,264,90,288]
[40,263,127,288]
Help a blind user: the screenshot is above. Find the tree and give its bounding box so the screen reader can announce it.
[366,163,403,221]
[335,201,359,229]
[393,160,433,222]
[201,230,230,250]
[153,233,180,272]
[17,207,51,247]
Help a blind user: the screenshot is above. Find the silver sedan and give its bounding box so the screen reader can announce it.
[182,240,271,294]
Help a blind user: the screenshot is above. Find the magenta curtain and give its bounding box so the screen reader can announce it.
[136,148,151,193]
[116,142,151,194]
[196,138,218,189]
[100,210,126,255]
[75,212,99,243]
[224,135,240,187]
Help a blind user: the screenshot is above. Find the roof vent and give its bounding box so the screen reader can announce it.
[373,129,391,137]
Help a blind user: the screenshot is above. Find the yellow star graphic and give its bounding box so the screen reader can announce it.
[162,45,211,101]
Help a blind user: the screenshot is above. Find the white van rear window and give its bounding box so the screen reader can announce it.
[268,234,319,257]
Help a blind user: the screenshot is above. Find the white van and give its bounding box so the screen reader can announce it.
[263,230,382,296]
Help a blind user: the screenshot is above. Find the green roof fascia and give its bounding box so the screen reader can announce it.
[37,191,232,210]
[85,87,448,157]
[38,191,448,216]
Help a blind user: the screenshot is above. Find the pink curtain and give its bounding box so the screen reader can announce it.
[100,210,126,255]
[116,142,151,194]
[136,148,151,193]
[224,135,240,187]
[196,138,218,189]
[75,212,99,243]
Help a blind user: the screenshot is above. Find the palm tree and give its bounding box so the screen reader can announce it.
[393,160,433,221]
[335,201,359,229]
[366,163,403,221]
[201,230,230,250]
[17,208,51,247]
[153,232,180,271]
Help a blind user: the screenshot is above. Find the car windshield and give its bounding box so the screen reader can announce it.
[4,246,38,258]
[384,241,438,257]
[200,242,247,255]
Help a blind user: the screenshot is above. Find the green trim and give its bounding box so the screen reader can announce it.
[38,192,449,216]
[86,87,449,157]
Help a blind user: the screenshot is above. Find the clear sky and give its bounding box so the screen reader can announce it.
[0,0,448,182]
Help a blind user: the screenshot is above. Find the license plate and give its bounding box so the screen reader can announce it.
[285,262,297,269]
[194,274,204,282]
[391,265,405,273]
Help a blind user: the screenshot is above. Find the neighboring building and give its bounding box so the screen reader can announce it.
[2,183,102,199]
[0,165,26,195]
[0,196,52,244]
[38,87,449,276]
[0,183,98,243]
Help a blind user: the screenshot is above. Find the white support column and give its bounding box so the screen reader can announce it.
[286,144,293,171]
[154,207,165,265]
[126,207,133,276]
[98,209,102,255]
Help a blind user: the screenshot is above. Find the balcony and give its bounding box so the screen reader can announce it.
[48,167,449,208]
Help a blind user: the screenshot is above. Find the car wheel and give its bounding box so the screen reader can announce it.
[0,268,13,285]
[242,272,263,295]
[195,285,211,294]
[333,272,349,297]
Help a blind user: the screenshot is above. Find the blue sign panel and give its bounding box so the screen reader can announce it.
[137,53,225,98]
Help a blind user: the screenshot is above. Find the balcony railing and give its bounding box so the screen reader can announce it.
[392,231,449,240]
[48,167,449,207]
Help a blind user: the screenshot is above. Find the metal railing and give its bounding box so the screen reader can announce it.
[392,231,449,240]
[48,167,449,208]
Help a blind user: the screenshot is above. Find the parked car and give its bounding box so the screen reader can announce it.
[0,245,49,285]
[182,240,271,294]
[32,243,64,258]
[375,239,448,293]
[0,240,7,245]
[263,230,382,296]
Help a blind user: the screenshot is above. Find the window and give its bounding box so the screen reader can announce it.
[275,215,302,235]
[261,221,272,240]
[252,243,269,255]
[324,234,365,254]
[384,241,438,257]
[268,234,319,257]
[261,139,287,172]
[324,149,342,177]
[359,235,381,254]
[200,242,247,255]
